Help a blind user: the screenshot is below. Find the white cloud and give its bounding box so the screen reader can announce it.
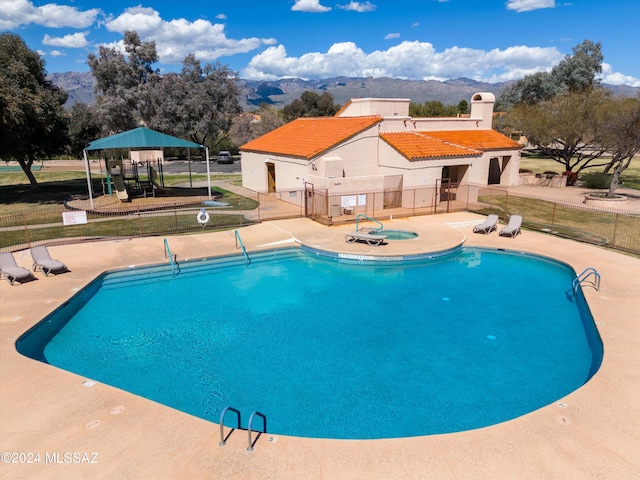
[337,2,377,12]
[49,50,65,57]
[242,40,566,82]
[42,32,90,48]
[599,63,640,87]
[0,0,100,29]
[506,0,555,13]
[384,33,401,40]
[291,0,331,13]
[216,14,227,20]
[105,6,275,64]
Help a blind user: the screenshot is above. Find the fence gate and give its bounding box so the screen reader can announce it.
[304,182,315,218]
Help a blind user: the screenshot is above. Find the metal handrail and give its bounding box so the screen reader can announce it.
[355,214,384,233]
[246,411,267,452]
[219,406,242,447]
[572,267,601,293]
[163,238,176,274]
[234,230,251,265]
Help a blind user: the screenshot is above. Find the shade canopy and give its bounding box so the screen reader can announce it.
[86,127,203,151]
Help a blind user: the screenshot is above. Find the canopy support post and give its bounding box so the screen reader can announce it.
[205,147,211,199]
[83,149,94,209]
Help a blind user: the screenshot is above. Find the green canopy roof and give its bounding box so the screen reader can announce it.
[86,127,203,151]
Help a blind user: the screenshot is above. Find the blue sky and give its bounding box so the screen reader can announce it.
[2,0,639,86]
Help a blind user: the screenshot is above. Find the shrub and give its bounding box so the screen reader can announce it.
[562,171,579,186]
[580,171,612,189]
[519,168,533,173]
[543,170,558,175]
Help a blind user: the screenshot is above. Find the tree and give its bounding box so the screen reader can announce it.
[283,91,339,121]
[410,100,460,117]
[499,40,603,108]
[66,103,101,158]
[597,96,640,197]
[88,31,158,134]
[142,54,243,148]
[506,89,611,173]
[0,33,68,189]
[229,103,285,147]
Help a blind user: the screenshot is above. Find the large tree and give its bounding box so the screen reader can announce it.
[499,40,603,108]
[507,89,612,173]
[0,33,68,189]
[283,91,339,121]
[142,54,242,148]
[88,31,158,134]
[229,103,285,147]
[598,96,640,197]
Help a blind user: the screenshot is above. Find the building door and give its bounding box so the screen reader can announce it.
[266,162,276,192]
[488,157,501,185]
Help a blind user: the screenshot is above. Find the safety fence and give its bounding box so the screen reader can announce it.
[1,184,639,255]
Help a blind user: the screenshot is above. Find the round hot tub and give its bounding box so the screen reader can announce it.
[372,230,418,240]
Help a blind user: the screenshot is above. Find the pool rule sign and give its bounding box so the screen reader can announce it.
[62,211,87,226]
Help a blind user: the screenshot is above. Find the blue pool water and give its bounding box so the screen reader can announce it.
[17,247,602,440]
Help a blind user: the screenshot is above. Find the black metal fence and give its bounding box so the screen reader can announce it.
[2,184,639,255]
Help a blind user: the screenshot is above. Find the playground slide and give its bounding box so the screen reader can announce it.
[112,174,129,202]
[150,167,163,189]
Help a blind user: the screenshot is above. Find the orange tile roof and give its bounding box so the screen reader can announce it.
[424,130,522,151]
[240,116,382,159]
[381,132,482,160]
[381,130,522,160]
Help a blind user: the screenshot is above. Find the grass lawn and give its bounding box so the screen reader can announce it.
[0,171,244,215]
[519,152,640,190]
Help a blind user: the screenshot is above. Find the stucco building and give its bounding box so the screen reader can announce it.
[240,92,521,217]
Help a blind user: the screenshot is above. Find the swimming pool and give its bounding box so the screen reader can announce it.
[17,247,602,440]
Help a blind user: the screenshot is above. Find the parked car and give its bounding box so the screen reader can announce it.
[217,151,234,164]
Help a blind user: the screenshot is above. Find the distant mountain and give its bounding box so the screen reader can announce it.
[48,71,96,108]
[49,71,639,111]
[238,76,514,109]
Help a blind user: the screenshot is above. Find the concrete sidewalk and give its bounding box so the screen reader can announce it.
[1,214,639,480]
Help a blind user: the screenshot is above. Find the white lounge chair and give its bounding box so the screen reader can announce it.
[0,252,34,285]
[30,246,68,276]
[499,215,522,238]
[345,232,387,246]
[473,214,499,235]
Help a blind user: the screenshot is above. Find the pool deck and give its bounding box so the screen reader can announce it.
[1,212,639,480]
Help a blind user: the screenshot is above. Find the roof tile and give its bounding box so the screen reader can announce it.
[240,116,382,159]
[381,132,481,159]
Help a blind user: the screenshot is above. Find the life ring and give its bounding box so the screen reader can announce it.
[197,208,210,226]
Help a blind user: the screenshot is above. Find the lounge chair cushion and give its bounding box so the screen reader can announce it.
[30,246,67,276]
[473,214,499,234]
[0,252,34,285]
[345,232,387,246]
[499,215,523,238]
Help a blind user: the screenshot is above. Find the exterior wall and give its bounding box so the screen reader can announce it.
[130,150,164,163]
[338,98,410,117]
[240,151,308,192]
[240,92,521,196]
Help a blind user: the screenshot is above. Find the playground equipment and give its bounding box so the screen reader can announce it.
[103,158,165,201]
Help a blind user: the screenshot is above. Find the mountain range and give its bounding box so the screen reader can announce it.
[49,71,640,111]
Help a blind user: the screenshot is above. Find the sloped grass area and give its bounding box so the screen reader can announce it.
[476,194,640,252]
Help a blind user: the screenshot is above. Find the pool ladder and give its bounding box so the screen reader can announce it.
[219,407,266,451]
[572,267,601,293]
[163,238,178,274]
[234,230,251,265]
